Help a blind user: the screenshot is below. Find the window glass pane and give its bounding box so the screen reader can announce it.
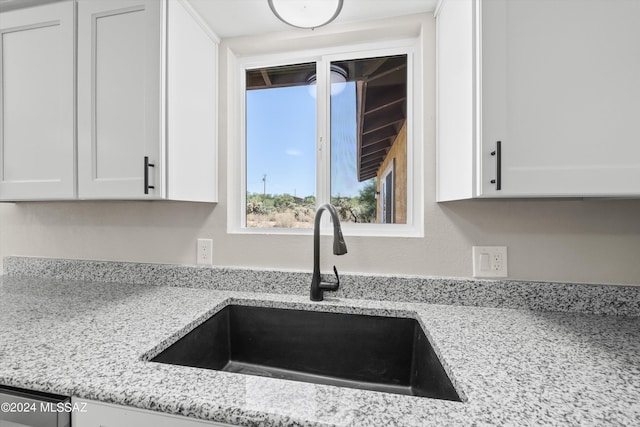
[245,63,317,228]
[330,55,408,224]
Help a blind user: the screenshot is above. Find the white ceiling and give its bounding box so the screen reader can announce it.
[187,0,438,39]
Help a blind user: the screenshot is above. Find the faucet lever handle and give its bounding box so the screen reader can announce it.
[332,265,340,287]
[319,266,341,292]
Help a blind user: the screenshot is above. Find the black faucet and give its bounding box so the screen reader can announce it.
[310,204,348,301]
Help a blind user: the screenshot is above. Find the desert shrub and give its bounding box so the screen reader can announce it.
[293,205,314,222]
[274,212,296,228]
[273,194,295,212]
[246,200,267,215]
[356,179,377,223]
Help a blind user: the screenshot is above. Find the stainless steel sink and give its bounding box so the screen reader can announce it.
[151,305,461,401]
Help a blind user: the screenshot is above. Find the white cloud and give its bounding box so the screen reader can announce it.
[285,149,302,156]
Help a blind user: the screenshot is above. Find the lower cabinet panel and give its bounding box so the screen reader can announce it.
[72,397,233,427]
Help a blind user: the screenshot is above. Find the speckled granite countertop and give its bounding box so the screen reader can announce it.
[1,275,639,426]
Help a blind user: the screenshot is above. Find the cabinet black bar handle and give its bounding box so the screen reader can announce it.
[490,141,502,190]
[144,156,155,194]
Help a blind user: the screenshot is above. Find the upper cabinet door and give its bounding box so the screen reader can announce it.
[480,0,640,197]
[0,1,74,201]
[437,0,640,200]
[77,0,162,199]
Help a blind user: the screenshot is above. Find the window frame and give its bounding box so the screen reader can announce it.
[381,159,395,224]
[230,38,423,237]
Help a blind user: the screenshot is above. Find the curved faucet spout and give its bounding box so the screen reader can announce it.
[310,204,347,301]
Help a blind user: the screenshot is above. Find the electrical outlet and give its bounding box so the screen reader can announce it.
[472,246,508,278]
[197,238,213,265]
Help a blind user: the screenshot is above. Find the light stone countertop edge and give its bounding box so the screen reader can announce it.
[1,275,639,426]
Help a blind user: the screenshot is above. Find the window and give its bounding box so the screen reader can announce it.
[237,41,421,236]
[245,62,317,228]
[330,55,407,226]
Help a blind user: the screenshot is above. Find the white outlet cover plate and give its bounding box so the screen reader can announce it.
[472,246,508,278]
[197,238,213,265]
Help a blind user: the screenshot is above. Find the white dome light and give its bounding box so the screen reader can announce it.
[307,65,348,97]
[268,0,344,29]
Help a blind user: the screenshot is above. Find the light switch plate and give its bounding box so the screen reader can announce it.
[472,246,508,278]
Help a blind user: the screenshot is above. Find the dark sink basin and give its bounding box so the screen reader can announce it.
[151,305,461,401]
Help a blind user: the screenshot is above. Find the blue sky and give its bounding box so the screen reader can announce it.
[246,80,369,198]
[246,84,316,197]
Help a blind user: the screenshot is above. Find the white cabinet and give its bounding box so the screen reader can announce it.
[0,1,75,201]
[0,0,217,202]
[77,0,218,202]
[436,0,640,201]
[72,397,233,427]
[77,0,162,200]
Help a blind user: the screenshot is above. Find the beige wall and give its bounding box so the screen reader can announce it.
[1,15,639,285]
[376,122,407,224]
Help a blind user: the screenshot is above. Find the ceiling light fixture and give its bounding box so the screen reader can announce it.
[268,0,344,30]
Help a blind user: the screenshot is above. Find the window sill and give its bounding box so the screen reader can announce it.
[228,223,423,238]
